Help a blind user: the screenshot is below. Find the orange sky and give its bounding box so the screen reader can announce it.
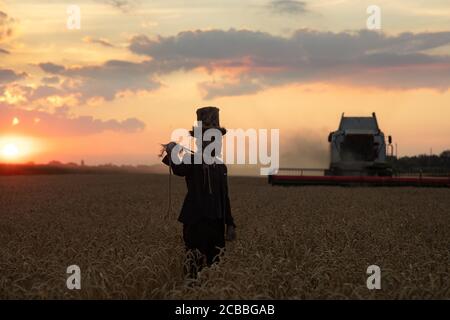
[0,0,449,166]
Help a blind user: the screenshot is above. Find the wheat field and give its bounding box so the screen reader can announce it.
[0,174,449,299]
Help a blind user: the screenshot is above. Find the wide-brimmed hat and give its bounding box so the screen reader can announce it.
[189,106,227,136]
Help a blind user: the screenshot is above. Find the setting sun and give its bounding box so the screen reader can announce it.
[0,136,44,163]
[2,143,19,159]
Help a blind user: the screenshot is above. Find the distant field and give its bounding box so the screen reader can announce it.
[0,174,449,299]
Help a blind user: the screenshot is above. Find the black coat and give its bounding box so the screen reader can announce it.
[162,153,236,227]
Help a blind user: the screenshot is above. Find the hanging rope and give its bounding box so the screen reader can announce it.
[165,154,173,220]
[157,143,194,222]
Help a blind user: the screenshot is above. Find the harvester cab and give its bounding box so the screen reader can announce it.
[325,112,393,177]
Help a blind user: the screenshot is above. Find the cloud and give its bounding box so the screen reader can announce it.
[129,29,288,63]
[0,83,62,106]
[0,10,16,54]
[96,0,140,13]
[39,62,66,74]
[129,28,450,97]
[268,0,308,15]
[38,60,160,101]
[29,85,62,100]
[0,69,27,84]
[0,10,15,42]
[83,36,116,48]
[34,28,450,102]
[199,75,265,99]
[0,105,146,136]
[41,76,60,85]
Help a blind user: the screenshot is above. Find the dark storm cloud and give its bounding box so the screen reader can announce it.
[268,0,308,15]
[0,104,146,136]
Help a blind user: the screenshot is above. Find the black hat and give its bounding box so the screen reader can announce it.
[189,106,227,136]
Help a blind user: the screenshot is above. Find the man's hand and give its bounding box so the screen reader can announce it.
[163,142,177,155]
[225,225,236,241]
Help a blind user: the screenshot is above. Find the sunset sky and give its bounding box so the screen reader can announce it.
[0,0,449,167]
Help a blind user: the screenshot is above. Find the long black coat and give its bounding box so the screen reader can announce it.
[162,153,235,227]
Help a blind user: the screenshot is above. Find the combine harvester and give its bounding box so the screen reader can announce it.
[269,113,450,187]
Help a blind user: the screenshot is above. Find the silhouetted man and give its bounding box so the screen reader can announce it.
[162,106,236,279]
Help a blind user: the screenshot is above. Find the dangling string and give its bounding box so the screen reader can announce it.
[165,155,173,220]
[158,144,173,220]
[157,143,194,221]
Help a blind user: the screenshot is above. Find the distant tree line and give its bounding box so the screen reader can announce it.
[390,150,450,176]
[0,161,165,175]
